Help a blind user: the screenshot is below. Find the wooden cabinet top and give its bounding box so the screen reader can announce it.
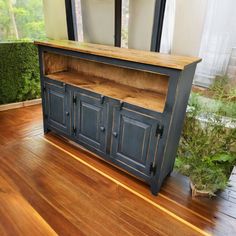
[35,40,201,70]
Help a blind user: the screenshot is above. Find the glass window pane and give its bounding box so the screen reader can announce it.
[0,0,46,41]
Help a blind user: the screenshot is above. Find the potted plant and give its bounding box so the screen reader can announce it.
[176,154,233,197]
[175,78,236,197]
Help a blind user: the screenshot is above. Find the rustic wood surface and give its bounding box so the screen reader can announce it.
[44,52,169,95]
[0,105,235,236]
[35,40,201,70]
[47,71,166,112]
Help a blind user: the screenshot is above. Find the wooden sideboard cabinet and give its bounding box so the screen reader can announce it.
[35,40,201,195]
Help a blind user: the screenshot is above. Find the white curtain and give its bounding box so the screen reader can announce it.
[160,0,175,53]
[194,0,236,87]
[72,0,83,42]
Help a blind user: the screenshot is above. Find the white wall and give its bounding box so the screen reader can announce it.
[128,0,156,51]
[43,0,68,40]
[172,0,208,56]
[81,0,114,45]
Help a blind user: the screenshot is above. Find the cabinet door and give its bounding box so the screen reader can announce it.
[44,82,71,135]
[111,107,160,178]
[74,92,107,153]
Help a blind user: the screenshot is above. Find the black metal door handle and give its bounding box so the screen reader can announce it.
[100,126,105,132]
[100,95,105,104]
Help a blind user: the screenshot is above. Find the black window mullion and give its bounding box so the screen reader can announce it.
[115,0,122,47]
[151,0,167,52]
[65,0,75,40]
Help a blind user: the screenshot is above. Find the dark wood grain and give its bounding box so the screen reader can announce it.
[0,104,235,236]
[34,40,201,70]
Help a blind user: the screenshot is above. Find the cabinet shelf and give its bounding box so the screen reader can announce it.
[46,71,166,113]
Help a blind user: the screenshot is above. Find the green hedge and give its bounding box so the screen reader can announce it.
[0,42,41,105]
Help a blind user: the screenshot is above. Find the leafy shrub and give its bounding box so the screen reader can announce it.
[209,75,236,118]
[176,87,236,195]
[175,155,230,195]
[0,41,41,104]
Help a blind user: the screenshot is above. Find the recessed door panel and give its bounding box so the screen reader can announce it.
[45,82,71,134]
[118,116,151,164]
[48,90,65,124]
[111,107,159,177]
[74,92,107,153]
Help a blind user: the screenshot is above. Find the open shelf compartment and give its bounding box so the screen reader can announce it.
[43,52,170,113]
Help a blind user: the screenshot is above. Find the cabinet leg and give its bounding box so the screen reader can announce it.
[43,124,50,134]
[44,128,50,134]
[150,183,161,196]
[167,171,172,177]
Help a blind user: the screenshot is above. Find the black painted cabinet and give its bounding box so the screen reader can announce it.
[110,107,160,179]
[44,81,160,180]
[36,40,200,195]
[44,81,71,135]
[74,91,108,153]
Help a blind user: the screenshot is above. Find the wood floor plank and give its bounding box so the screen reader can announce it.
[42,134,221,230]
[0,143,146,236]
[0,104,236,236]
[0,170,57,236]
[0,161,89,236]
[0,140,206,236]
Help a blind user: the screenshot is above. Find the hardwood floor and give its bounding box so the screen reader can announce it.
[0,105,235,236]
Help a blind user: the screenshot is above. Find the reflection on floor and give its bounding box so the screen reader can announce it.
[0,104,235,236]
